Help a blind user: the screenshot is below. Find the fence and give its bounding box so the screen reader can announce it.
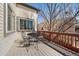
[38,31,79,53]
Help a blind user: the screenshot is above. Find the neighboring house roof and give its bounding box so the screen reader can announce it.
[16,3,40,12]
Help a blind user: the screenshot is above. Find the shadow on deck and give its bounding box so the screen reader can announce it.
[6,40,63,56]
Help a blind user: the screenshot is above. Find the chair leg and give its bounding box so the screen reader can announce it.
[35,43,39,50]
[26,47,29,52]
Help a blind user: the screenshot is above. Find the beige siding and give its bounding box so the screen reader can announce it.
[16,5,37,19]
[0,3,38,56]
[34,13,38,31]
[0,32,20,56]
[16,5,38,32]
[0,3,4,40]
[0,4,19,56]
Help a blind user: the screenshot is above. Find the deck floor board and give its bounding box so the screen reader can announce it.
[6,41,63,56]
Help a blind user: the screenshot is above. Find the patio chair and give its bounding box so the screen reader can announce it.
[27,32,39,50]
[21,31,39,50]
[21,31,30,47]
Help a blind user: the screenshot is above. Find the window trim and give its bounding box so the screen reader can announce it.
[20,18,33,31]
[6,4,15,33]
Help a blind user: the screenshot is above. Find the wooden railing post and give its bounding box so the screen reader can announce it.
[38,31,79,53]
[50,33,51,41]
[71,36,73,46]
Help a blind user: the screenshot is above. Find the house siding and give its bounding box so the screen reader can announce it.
[0,3,4,40]
[0,3,18,56]
[0,32,22,56]
[0,3,38,55]
[16,4,38,32]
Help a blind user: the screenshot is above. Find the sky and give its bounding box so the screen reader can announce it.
[28,3,79,24]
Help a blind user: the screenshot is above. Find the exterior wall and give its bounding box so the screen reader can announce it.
[0,3,20,56]
[0,3,4,40]
[37,24,42,31]
[63,19,76,33]
[0,32,22,56]
[75,24,79,33]
[16,4,38,32]
[0,3,17,56]
[54,19,76,33]
[52,19,63,32]
[75,28,79,33]
[0,3,38,55]
[64,25,75,33]
[34,13,38,31]
[40,19,49,31]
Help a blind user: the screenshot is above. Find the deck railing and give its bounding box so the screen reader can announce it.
[38,31,79,53]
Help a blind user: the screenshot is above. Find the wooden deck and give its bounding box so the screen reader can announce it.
[6,41,63,56]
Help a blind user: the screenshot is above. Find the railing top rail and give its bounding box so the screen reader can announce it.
[38,31,79,37]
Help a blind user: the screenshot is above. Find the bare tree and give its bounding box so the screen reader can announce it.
[57,3,79,32]
[39,3,79,32]
[39,3,58,31]
[39,3,70,31]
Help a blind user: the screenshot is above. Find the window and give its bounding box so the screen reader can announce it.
[7,4,15,32]
[8,4,12,31]
[24,20,32,29]
[20,19,25,29]
[20,19,33,30]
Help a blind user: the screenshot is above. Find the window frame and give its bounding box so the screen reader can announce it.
[6,4,15,33]
[20,18,33,31]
